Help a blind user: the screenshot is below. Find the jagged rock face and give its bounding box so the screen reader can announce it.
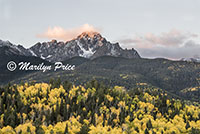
[0,40,32,56]
[29,32,141,62]
[0,32,140,62]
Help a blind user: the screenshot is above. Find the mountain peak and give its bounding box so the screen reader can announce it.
[78,31,102,39]
[0,40,12,47]
[49,39,57,44]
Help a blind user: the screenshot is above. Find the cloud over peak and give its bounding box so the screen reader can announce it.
[37,24,100,41]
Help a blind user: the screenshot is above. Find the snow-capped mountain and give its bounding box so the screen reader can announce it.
[0,40,32,56]
[0,32,140,62]
[29,32,140,62]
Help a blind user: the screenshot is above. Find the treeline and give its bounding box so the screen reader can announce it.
[0,80,200,133]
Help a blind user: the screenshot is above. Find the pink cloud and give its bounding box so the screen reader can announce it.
[119,29,200,59]
[120,29,197,48]
[37,24,101,41]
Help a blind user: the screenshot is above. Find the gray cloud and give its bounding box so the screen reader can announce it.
[119,29,200,59]
[137,44,200,60]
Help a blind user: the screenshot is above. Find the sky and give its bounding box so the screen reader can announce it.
[0,0,200,59]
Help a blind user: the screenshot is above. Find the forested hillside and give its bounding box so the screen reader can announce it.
[11,56,200,102]
[0,80,200,134]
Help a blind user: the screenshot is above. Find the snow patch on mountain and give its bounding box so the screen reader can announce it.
[40,54,45,59]
[29,50,37,56]
[77,41,96,58]
[46,55,52,58]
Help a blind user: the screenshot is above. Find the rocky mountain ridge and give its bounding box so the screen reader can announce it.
[0,32,141,62]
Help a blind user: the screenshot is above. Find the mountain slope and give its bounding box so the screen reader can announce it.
[0,45,51,85]
[0,40,33,57]
[9,56,200,102]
